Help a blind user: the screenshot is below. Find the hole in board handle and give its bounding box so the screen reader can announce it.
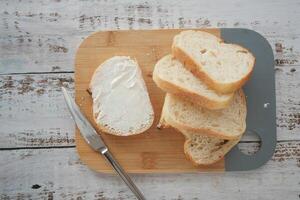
[238,130,261,155]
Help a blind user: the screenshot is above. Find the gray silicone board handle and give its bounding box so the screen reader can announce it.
[221,28,277,171]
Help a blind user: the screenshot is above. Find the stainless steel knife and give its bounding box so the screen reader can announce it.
[61,87,146,200]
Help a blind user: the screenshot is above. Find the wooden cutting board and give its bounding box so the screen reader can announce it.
[75,29,224,173]
[74,29,276,173]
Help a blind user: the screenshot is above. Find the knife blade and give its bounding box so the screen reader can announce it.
[61,87,146,200]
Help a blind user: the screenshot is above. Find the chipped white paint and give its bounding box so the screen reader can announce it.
[264,103,270,108]
[0,74,75,148]
[0,0,300,199]
[0,142,299,200]
[0,0,300,73]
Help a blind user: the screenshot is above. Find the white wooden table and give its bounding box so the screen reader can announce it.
[0,0,299,199]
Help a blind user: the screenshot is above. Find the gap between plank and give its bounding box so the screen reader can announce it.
[0,140,298,151]
[0,71,74,76]
[0,145,76,151]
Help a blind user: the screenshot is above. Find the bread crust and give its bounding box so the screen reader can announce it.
[158,92,244,165]
[172,45,255,94]
[153,70,234,110]
[183,136,240,166]
[92,108,154,136]
[164,111,243,140]
[158,111,228,165]
[160,103,241,165]
[161,90,247,140]
[183,141,223,166]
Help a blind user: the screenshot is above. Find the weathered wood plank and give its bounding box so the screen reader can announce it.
[0,65,299,148]
[0,73,75,148]
[0,0,299,199]
[276,65,300,136]
[1,0,300,74]
[0,141,299,200]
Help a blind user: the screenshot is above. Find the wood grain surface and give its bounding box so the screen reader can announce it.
[0,0,299,199]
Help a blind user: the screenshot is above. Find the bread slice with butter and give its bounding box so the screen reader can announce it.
[153,54,234,110]
[158,90,247,140]
[89,56,154,136]
[172,30,255,93]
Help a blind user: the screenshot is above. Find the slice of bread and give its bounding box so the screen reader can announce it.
[182,130,240,165]
[172,30,255,93]
[158,96,241,165]
[158,90,246,139]
[89,56,154,136]
[153,54,234,110]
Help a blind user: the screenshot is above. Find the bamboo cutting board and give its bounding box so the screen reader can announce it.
[75,29,276,173]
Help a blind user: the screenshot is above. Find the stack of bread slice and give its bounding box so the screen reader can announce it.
[153,30,255,165]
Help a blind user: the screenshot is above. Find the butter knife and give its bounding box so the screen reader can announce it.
[61,87,146,200]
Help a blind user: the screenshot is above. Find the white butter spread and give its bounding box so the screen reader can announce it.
[90,56,154,136]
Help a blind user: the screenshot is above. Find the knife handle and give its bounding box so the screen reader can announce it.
[101,149,146,200]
